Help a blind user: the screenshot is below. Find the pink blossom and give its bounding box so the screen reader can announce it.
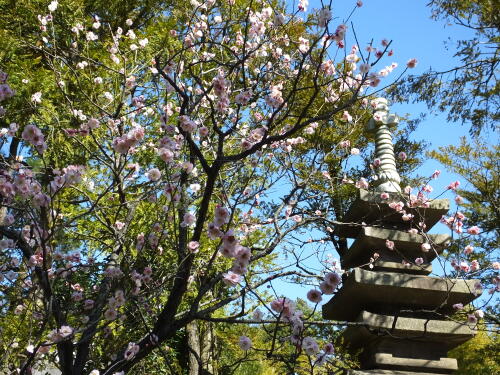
[431,170,441,179]
[214,205,230,227]
[359,63,370,74]
[231,260,247,275]
[467,226,480,235]
[320,60,335,75]
[388,201,405,211]
[385,240,395,250]
[324,342,334,354]
[402,213,414,221]
[302,337,319,355]
[470,259,480,272]
[415,257,424,266]
[188,241,199,253]
[421,243,431,252]
[298,0,308,12]
[447,180,460,190]
[339,140,350,148]
[453,303,464,310]
[235,89,252,105]
[265,84,284,108]
[235,245,251,264]
[467,314,477,324]
[124,342,140,361]
[238,336,252,351]
[460,261,470,272]
[252,309,263,321]
[318,8,332,28]
[342,111,352,122]
[143,266,152,276]
[350,148,360,155]
[270,298,295,317]
[181,212,196,227]
[406,58,418,68]
[355,178,369,190]
[319,281,335,294]
[199,126,209,137]
[222,271,241,286]
[324,272,341,287]
[306,289,322,303]
[298,37,310,54]
[464,245,474,255]
[455,195,464,204]
[47,326,75,343]
[380,192,389,200]
[33,193,51,207]
[207,223,223,239]
[179,115,197,133]
[398,151,407,160]
[422,184,433,193]
[158,148,174,163]
[115,221,125,230]
[146,168,161,182]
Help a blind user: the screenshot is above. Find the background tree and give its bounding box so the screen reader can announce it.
[388,0,499,135]
[429,137,499,319]
[449,326,500,375]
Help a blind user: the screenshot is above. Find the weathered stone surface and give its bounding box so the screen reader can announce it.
[367,353,457,373]
[340,227,449,269]
[366,261,432,275]
[341,311,475,350]
[336,190,449,238]
[322,268,480,321]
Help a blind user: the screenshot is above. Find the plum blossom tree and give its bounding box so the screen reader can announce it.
[0,1,494,375]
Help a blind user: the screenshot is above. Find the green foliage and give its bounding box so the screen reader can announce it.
[430,136,499,329]
[429,137,499,258]
[449,327,500,375]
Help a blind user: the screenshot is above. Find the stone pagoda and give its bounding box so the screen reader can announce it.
[323,98,481,374]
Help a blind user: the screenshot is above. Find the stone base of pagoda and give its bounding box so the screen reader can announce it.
[336,311,474,374]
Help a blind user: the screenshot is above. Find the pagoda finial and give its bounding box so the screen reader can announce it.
[366,97,401,193]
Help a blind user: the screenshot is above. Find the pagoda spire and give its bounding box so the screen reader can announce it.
[366,98,401,193]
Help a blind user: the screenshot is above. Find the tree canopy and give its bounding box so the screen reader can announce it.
[0,1,497,374]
